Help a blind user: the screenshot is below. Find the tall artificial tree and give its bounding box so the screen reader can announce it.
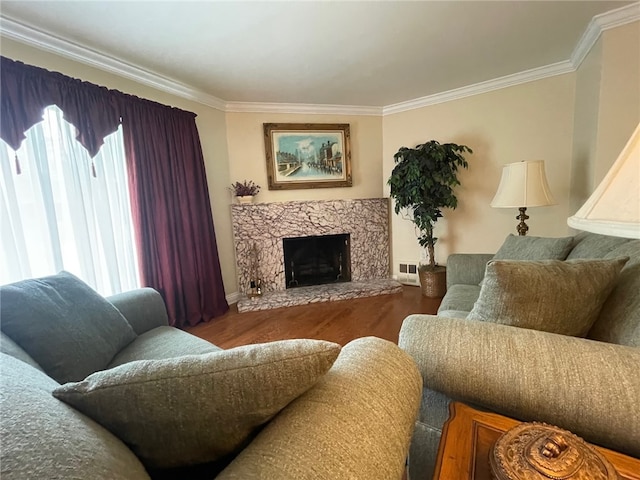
[388,140,472,269]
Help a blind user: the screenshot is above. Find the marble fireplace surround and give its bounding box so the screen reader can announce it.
[230,198,392,296]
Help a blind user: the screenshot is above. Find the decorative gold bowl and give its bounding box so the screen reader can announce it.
[491,423,620,480]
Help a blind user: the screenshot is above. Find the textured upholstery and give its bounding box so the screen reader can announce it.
[0,272,136,383]
[445,253,494,288]
[591,240,640,347]
[401,232,640,480]
[1,282,425,479]
[437,284,480,315]
[437,309,472,319]
[410,388,452,477]
[493,234,573,261]
[0,332,43,372]
[217,337,422,480]
[55,340,341,469]
[478,234,574,287]
[0,353,150,480]
[108,326,221,368]
[107,287,170,335]
[467,258,628,336]
[400,315,640,458]
[566,232,632,260]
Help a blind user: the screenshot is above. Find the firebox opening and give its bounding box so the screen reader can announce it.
[283,234,351,289]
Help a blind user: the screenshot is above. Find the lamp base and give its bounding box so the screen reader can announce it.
[516,207,529,236]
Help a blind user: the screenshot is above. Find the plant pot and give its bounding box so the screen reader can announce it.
[418,266,447,298]
[237,195,254,205]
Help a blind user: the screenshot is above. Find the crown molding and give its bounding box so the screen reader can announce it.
[1,3,639,117]
[225,101,382,116]
[0,15,227,111]
[570,2,640,69]
[383,60,574,116]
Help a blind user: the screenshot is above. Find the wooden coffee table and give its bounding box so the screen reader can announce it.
[433,402,640,480]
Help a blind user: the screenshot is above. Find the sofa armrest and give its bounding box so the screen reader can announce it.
[399,315,640,458]
[446,253,494,288]
[107,288,169,335]
[217,337,422,480]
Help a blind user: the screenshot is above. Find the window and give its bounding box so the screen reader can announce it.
[1,105,140,296]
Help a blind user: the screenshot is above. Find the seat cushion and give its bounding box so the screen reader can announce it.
[0,353,150,480]
[0,272,136,383]
[54,339,341,469]
[0,332,44,372]
[467,258,628,337]
[108,326,221,368]
[437,284,481,315]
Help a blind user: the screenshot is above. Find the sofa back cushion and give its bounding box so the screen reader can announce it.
[588,240,640,347]
[494,234,574,261]
[566,232,632,260]
[0,271,136,383]
[0,353,150,480]
[477,235,574,287]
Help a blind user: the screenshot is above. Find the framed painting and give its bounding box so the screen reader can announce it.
[263,123,352,190]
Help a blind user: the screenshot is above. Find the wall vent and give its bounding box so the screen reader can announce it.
[397,261,419,285]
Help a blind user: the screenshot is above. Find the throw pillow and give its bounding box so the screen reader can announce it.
[479,234,575,286]
[0,271,136,383]
[53,339,341,469]
[467,258,628,337]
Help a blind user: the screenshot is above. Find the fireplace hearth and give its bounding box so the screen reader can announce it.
[284,234,351,288]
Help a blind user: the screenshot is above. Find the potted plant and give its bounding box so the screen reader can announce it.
[388,140,472,297]
[231,180,261,204]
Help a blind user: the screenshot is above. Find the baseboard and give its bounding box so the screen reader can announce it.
[226,291,241,305]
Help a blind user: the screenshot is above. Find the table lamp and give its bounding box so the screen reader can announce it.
[568,122,640,239]
[491,160,556,235]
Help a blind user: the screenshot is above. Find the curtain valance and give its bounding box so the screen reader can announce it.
[0,56,195,157]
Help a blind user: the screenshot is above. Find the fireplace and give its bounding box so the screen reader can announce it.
[283,234,351,288]
[230,198,390,293]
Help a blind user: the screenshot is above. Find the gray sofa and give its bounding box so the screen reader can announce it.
[399,231,640,479]
[0,276,422,480]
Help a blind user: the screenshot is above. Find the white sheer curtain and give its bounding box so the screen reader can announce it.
[1,105,140,296]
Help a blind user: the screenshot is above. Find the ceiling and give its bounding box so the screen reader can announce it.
[0,1,636,109]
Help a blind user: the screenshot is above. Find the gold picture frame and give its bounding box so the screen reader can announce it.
[264,123,352,190]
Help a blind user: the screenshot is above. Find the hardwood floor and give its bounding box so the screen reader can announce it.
[187,285,441,349]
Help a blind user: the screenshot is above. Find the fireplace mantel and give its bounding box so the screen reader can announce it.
[230,198,391,293]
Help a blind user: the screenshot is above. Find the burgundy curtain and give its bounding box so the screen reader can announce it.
[1,56,228,327]
[118,95,228,326]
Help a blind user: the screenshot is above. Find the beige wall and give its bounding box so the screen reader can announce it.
[0,38,237,297]
[569,20,640,227]
[383,75,576,275]
[570,38,602,214]
[595,21,640,182]
[225,112,383,204]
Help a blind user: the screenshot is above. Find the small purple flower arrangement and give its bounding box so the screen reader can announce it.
[231,180,261,197]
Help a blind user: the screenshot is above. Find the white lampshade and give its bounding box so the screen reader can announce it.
[491,160,556,208]
[568,123,640,239]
